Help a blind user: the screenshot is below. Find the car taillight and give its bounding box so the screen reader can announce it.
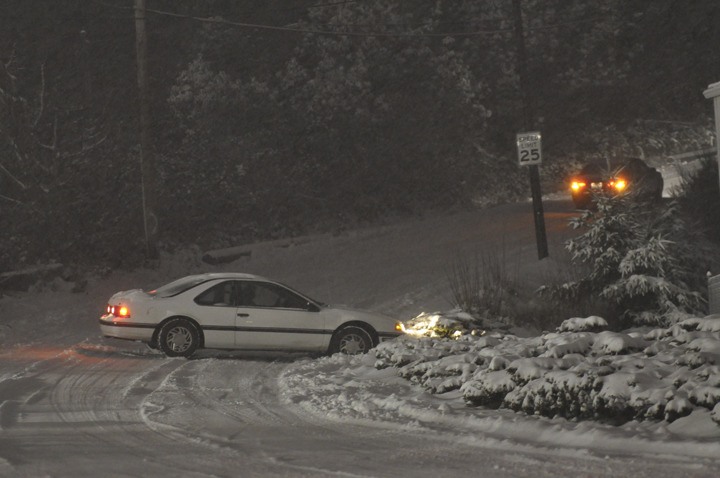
[612,179,627,191]
[107,304,131,318]
[570,180,586,191]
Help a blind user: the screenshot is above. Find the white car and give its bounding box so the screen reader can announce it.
[99,273,405,357]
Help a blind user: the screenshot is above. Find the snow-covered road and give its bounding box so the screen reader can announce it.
[1,200,719,476]
[0,343,717,477]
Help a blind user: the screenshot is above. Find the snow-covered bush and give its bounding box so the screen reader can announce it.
[462,370,516,408]
[558,316,609,332]
[401,309,508,339]
[373,314,720,425]
[542,193,707,327]
[503,370,598,420]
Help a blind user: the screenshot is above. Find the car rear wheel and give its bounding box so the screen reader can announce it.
[158,318,199,358]
[330,325,374,355]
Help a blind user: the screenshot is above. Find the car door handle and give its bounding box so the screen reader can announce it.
[237,313,249,317]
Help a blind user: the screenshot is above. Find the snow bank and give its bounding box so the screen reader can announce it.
[278,313,720,458]
[558,316,609,332]
[372,314,720,425]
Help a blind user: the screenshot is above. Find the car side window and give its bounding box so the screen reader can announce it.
[194,281,237,307]
[238,281,309,309]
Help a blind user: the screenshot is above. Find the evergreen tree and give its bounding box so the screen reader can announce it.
[547,192,708,326]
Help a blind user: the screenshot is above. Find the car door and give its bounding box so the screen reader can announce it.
[190,280,238,348]
[234,280,327,351]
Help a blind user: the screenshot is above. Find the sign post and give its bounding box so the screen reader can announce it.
[517,132,548,260]
[703,81,720,194]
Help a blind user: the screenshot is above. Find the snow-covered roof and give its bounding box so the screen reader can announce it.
[186,272,267,281]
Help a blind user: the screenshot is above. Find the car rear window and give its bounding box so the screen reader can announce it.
[150,276,210,298]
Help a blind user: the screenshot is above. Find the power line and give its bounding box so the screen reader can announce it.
[305,1,358,10]
[144,8,607,38]
[142,7,512,37]
[90,0,605,39]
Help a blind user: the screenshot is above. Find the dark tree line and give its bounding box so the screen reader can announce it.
[1,0,719,271]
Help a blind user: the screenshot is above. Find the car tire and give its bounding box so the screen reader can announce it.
[330,325,374,355]
[158,318,200,358]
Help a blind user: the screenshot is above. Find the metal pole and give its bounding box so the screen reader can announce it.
[135,0,159,261]
[702,82,720,195]
[714,96,720,193]
[529,165,548,259]
[513,0,548,260]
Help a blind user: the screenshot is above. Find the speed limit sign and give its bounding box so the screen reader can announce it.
[516,131,542,166]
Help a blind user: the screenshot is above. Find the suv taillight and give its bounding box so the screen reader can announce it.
[570,180,586,191]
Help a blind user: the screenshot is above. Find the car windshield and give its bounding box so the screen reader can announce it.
[149,276,210,298]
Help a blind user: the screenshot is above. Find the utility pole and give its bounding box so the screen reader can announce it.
[512,0,548,260]
[134,0,159,261]
[703,81,720,194]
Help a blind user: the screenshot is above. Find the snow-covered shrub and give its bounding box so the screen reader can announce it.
[591,331,647,355]
[402,310,506,339]
[542,193,707,327]
[418,354,480,394]
[663,393,694,422]
[461,370,516,408]
[373,336,448,369]
[689,386,720,408]
[558,316,609,332]
[374,313,720,425]
[504,371,598,419]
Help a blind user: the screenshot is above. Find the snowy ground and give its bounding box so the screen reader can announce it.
[1,200,720,477]
[280,315,720,458]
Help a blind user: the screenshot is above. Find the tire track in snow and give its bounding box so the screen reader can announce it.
[139,358,309,445]
[134,354,431,477]
[1,345,238,475]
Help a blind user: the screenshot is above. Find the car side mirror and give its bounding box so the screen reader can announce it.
[306,302,321,313]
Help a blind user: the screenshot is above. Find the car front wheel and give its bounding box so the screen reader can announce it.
[330,325,374,355]
[158,318,200,358]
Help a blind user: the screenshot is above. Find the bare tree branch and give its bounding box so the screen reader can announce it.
[32,63,46,128]
[0,193,23,205]
[2,47,17,79]
[62,133,107,158]
[10,137,50,176]
[38,116,58,152]
[0,161,27,190]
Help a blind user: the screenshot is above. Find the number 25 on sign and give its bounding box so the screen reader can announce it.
[516,131,542,166]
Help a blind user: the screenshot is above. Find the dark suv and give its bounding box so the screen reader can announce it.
[569,157,663,209]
